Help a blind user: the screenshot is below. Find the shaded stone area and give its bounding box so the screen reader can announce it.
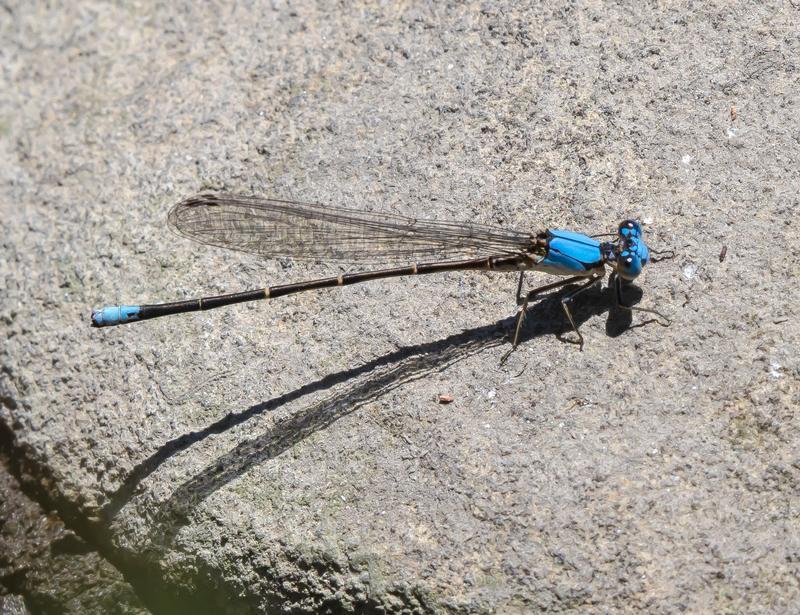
[0,595,30,615]
[0,443,147,614]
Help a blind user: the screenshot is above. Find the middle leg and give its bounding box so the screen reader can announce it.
[560,274,604,350]
[501,274,589,363]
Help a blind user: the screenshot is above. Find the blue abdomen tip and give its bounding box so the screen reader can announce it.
[91,305,141,327]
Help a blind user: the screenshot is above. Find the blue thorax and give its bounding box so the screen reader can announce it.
[539,230,603,274]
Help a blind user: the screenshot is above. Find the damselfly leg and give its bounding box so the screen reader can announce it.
[501,274,589,364]
[559,274,603,350]
[650,248,675,262]
[614,275,671,326]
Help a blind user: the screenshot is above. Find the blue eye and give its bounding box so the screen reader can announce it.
[615,219,649,279]
[618,251,643,280]
[619,219,642,238]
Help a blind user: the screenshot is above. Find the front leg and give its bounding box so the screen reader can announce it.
[614,275,671,326]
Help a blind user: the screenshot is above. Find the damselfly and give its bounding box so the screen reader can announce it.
[91,193,671,355]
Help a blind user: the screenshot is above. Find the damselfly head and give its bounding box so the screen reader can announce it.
[615,219,649,281]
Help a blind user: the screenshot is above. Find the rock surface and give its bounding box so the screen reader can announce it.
[0,422,145,614]
[1,1,798,613]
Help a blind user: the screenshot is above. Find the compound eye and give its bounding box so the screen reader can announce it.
[618,219,643,238]
[617,251,643,280]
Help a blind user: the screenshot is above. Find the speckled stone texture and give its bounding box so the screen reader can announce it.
[0,436,145,614]
[1,1,798,613]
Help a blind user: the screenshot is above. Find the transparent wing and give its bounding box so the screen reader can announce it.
[168,193,533,264]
